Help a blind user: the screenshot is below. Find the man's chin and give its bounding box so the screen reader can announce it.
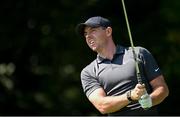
[92,47,97,51]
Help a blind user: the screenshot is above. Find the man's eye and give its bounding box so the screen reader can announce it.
[84,32,87,37]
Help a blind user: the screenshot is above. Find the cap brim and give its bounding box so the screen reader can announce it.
[76,23,100,38]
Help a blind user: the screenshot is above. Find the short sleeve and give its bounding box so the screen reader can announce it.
[139,47,162,81]
[81,65,102,98]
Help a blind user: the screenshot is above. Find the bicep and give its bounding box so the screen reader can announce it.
[150,75,169,91]
[88,87,106,105]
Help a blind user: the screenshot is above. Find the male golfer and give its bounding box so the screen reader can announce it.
[76,16,169,115]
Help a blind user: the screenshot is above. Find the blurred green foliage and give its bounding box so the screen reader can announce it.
[0,0,179,115]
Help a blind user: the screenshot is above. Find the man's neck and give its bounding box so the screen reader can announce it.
[98,42,116,60]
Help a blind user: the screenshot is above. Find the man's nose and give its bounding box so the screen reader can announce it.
[85,32,91,38]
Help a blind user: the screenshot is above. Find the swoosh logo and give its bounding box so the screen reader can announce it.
[155,68,159,72]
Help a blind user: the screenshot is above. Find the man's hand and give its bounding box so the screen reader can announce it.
[131,84,146,101]
[138,93,152,109]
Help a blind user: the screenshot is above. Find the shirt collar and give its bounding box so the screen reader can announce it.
[96,45,125,63]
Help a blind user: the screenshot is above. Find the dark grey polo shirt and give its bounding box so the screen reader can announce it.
[80,45,162,115]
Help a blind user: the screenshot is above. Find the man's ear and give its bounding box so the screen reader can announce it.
[106,27,112,36]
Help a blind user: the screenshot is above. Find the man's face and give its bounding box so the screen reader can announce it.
[84,26,108,52]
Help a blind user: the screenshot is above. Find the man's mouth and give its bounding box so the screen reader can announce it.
[89,40,95,46]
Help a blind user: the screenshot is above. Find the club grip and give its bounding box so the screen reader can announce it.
[137,72,143,84]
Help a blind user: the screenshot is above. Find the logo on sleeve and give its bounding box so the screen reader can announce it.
[155,68,159,72]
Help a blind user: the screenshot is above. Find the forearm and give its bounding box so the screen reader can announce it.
[97,93,130,114]
[89,89,130,114]
[89,84,146,114]
[150,86,169,106]
[149,75,169,106]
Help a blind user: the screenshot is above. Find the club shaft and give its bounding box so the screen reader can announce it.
[121,0,142,84]
[121,0,134,48]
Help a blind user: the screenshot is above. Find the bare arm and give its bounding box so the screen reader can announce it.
[150,75,169,106]
[88,84,145,114]
[88,88,129,114]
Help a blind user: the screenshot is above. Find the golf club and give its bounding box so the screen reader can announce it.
[121,0,152,109]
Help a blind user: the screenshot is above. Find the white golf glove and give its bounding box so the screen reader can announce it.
[138,92,152,109]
